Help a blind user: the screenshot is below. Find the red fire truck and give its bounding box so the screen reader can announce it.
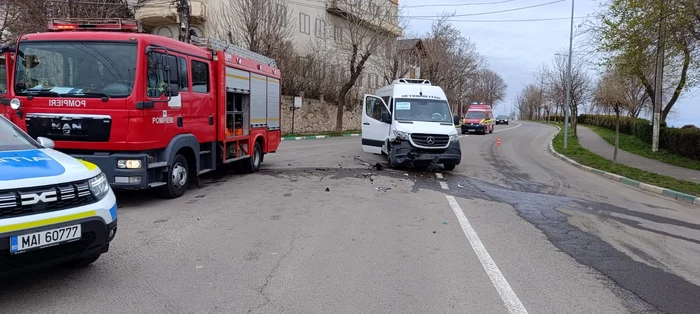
[2,18,282,198]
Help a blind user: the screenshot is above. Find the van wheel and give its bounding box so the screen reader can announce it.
[241,142,262,173]
[159,153,189,199]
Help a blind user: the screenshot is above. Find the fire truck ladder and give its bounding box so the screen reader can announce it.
[190,36,277,68]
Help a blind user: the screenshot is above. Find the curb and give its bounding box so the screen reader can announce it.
[281,133,361,141]
[546,124,700,206]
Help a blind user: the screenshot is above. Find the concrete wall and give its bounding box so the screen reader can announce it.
[281,95,361,134]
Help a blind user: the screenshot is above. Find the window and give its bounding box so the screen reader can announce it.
[369,3,379,15]
[334,26,343,43]
[191,60,209,93]
[14,42,137,98]
[0,60,6,94]
[274,4,288,27]
[365,96,385,121]
[315,18,326,38]
[0,116,40,152]
[147,52,179,98]
[178,57,188,91]
[299,13,310,34]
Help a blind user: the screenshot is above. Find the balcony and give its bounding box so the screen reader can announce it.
[327,0,402,36]
[134,0,207,28]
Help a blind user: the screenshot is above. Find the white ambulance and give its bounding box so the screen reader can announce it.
[361,79,461,170]
[0,115,117,278]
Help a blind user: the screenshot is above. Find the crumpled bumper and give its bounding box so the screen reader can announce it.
[389,140,461,167]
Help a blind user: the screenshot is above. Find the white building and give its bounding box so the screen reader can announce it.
[134,0,402,92]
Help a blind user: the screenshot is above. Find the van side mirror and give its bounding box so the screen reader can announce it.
[167,84,179,97]
[380,110,391,123]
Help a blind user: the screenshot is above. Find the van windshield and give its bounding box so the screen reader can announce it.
[393,98,452,123]
[466,111,486,119]
[14,41,137,98]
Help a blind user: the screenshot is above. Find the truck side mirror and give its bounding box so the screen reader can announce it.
[167,84,179,97]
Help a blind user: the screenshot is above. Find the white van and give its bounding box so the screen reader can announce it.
[361,79,461,170]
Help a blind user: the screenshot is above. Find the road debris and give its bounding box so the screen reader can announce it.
[325,187,330,192]
[375,187,391,192]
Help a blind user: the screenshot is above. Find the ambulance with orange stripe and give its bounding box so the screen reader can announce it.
[0,115,117,277]
[460,103,494,135]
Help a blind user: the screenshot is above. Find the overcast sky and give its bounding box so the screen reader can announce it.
[402,0,699,127]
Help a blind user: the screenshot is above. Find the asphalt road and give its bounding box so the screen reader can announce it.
[2,121,699,314]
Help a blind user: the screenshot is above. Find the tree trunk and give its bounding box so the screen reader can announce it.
[614,110,620,165]
[335,95,347,132]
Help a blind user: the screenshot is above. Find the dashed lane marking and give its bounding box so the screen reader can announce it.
[446,196,529,314]
[439,181,449,190]
[436,173,444,179]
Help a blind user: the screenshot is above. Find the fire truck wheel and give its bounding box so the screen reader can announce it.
[241,142,262,173]
[160,153,189,199]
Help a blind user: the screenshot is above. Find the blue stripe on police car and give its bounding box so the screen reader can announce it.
[0,149,66,181]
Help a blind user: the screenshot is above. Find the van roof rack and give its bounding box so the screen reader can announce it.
[392,78,431,85]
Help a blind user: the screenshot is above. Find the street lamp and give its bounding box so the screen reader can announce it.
[562,0,575,149]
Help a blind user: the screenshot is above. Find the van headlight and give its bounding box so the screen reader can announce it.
[449,134,459,142]
[89,172,110,200]
[393,130,410,140]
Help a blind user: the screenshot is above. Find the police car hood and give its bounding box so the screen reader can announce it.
[0,148,101,190]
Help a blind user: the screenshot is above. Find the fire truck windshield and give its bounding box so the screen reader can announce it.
[13,41,137,98]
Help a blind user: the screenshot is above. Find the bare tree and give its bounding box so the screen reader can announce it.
[468,68,507,109]
[420,13,482,115]
[592,69,637,164]
[516,84,543,120]
[544,52,592,136]
[329,0,401,132]
[212,0,294,61]
[3,0,132,42]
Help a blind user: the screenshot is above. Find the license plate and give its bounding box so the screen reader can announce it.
[10,225,81,254]
[468,129,476,132]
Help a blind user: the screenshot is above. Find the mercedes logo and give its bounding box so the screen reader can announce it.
[426,136,435,145]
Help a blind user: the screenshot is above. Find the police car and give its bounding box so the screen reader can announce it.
[0,115,117,277]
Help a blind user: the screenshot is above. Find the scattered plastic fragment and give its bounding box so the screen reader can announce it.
[443,220,448,225]
[325,187,330,192]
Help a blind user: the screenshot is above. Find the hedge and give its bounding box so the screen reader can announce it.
[578,114,700,161]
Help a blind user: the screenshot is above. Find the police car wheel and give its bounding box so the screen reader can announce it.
[443,164,456,171]
[66,253,102,268]
[160,154,189,199]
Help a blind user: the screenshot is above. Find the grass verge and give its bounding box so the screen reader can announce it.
[586,125,700,171]
[552,127,700,197]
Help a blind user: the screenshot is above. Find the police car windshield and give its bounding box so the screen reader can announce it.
[13,41,137,98]
[394,98,452,123]
[0,118,40,151]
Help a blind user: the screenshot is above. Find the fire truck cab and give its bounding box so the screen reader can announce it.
[3,18,282,199]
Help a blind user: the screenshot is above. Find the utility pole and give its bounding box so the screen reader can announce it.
[176,0,191,43]
[652,0,665,152]
[563,0,575,149]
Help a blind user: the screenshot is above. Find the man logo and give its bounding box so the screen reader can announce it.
[20,191,58,206]
[426,136,435,145]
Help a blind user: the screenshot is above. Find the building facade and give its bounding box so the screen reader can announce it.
[134,0,401,93]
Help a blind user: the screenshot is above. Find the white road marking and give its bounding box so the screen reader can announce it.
[459,135,468,138]
[446,196,529,314]
[439,181,449,190]
[436,173,444,179]
[494,123,522,133]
